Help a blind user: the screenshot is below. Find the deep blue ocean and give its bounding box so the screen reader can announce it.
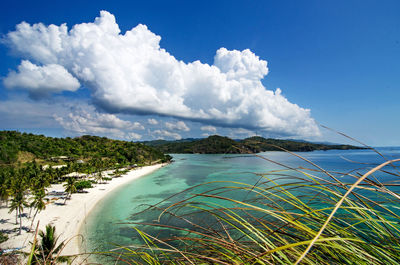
[82,148,400,262]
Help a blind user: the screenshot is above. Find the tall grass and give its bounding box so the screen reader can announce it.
[99,147,400,264]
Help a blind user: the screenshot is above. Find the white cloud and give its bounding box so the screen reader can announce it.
[229,128,256,139]
[54,106,144,139]
[147,118,158,125]
[165,121,190,131]
[153,130,182,140]
[3,11,320,138]
[3,60,80,97]
[201,125,217,133]
[126,132,142,140]
[131,122,144,130]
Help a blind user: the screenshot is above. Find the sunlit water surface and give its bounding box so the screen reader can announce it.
[82,148,400,263]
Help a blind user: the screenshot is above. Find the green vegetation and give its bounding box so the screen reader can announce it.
[0,130,171,165]
[28,224,69,265]
[29,189,47,231]
[100,152,400,264]
[95,171,105,184]
[0,232,8,244]
[242,136,364,152]
[75,180,93,191]
[8,183,29,234]
[143,135,364,154]
[0,130,171,245]
[102,176,112,181]
[63,178,77,204]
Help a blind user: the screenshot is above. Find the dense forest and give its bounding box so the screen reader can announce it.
[0,131,171,165]
[143,135,365,154]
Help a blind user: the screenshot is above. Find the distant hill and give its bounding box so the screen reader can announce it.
[0,131,171,165]
[142,135,365,154]
[143,135,243,154]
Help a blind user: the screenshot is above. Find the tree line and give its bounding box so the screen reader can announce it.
[142,135,365,154]
[0,131,172,237]
[0,131,172,165]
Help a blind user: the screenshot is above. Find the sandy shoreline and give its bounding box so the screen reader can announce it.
[0,164,165,261]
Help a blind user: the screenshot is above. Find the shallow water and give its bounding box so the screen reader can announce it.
[82,148,400,262]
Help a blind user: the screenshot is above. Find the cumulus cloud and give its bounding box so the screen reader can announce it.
[126,132,142,140]
[54,106,143,139]
[147,118,158,125]
[153,130,182,140]
[3,60,80,97]
[229,128,256,139]
[165,121,190,132]
[201,125,217,133]
[3,11,320,138]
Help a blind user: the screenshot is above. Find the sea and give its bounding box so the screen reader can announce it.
[81,148,400,263]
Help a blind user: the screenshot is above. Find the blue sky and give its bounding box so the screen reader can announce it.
[0,0,399,146]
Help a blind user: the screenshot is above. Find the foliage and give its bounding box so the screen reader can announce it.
[95,171,105,184]
[0,130,171,165]
[143,135,365,154]
[8,180,29,234]
[29,224,69,265]
[242,136,363,152]
[102,152,400,264]
[75,180,93,190]
[0,131,171,221]
[29,188,47,231]
[0,231,8,244]
[63,178,77,204]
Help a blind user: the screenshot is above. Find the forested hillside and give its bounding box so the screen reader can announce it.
[0,131,171,165]
[143,135,365,154]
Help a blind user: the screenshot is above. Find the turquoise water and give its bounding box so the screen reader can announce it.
[82,148,400,262]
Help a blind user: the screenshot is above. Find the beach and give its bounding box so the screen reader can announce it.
[0,164,165,260]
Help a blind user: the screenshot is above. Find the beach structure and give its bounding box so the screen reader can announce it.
[49,156,75,162]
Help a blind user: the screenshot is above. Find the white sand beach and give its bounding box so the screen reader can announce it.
[0,164,165,260]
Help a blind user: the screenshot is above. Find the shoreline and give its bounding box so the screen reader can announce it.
[0,164,166,260]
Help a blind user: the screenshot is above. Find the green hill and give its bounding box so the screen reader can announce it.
[142,135,365,154]
[0,131,171,165]
[241,136,364,152]
[145,135,244,154]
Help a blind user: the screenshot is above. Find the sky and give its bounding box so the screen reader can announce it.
[0,0,399,146]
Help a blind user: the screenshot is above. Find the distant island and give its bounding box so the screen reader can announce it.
[142,135,365,154]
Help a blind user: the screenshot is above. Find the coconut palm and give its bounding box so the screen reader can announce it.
[9,189,28,234]
[113,168,122,178]
[0,183,10,206]
[63,177,77,204]
[30,224,69,264]
[0,169,13,207]
[29,188,47,231]
[95,171,104,184]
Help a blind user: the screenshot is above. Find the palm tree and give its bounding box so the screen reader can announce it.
[9,189,28,234]
[30,224,69,264]
[0,169,13,207]
[29,188,47,231]
[95,171,104,184]
[63,178,76,204]
[113,168,122,178]
[0,183,10,207]
[9,194,19,225]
